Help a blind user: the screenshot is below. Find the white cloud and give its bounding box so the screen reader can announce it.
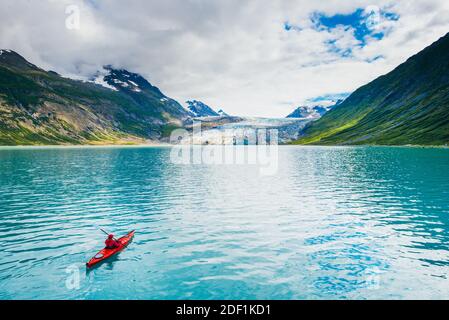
[0,0,448,117]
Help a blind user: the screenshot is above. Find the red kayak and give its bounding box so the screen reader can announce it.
[86,230,135,268]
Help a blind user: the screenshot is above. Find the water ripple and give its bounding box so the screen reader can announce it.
[0,146,449,299]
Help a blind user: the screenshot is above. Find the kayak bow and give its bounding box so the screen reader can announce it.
[86,230,135,268]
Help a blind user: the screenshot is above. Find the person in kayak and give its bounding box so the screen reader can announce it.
[105,234,120,249]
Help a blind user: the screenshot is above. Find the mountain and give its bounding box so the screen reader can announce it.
[0,50,190,145]
[217,109,229,117]
[294,33,449,146]
[286,101,341,119]
[186,100,219,117]
[93,66,190,122]
[286,106,312,119]
[286,106,320,118]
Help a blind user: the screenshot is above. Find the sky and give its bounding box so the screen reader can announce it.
[1,0,449,117]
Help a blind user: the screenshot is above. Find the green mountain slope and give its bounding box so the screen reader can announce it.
[293,32,449,146]
[0,50,190,145]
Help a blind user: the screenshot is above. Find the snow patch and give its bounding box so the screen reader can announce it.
[90,70,118,91]
[0,49,11,56]
[128,80,142,92]
[94,77,118,91]
[217,109,229,117]
[113,79,129,87]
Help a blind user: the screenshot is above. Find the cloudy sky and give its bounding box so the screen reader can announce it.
[1,0,449,117]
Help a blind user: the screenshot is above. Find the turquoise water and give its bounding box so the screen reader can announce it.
[0,146,449,300]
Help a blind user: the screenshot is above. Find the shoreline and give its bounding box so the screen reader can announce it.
[0,143,173,149]
[0,143,447,149]
[283,144,449,149]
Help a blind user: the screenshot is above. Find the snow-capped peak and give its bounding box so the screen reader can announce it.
[286,99,344,119]
[89,67,146,92]
[89,69,118,91]
[217,109,229,117]
[88,66,172,99]
[186,100,220,117]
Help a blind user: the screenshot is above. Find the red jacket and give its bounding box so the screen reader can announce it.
[105,238,120,248]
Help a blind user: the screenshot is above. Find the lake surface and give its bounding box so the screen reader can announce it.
[0,146,449,299]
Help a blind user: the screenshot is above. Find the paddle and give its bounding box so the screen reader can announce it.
[100,228,119,241]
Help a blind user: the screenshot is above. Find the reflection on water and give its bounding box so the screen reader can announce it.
[0,146,448,299]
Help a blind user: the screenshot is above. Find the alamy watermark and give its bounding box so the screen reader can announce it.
[169,122,279,176]
[363,266,381,290]
[65,264,81,290]
[65,5,80,30]
[364,5,382,30]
